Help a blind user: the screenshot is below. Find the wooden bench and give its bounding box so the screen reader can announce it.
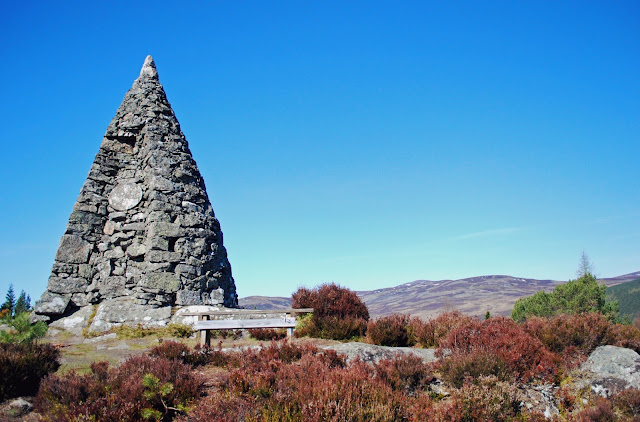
[181,308,313,347]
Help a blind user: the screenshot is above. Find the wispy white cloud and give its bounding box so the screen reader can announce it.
[586,213,640,225]
[611,232,640,241]
[451,227,526,241]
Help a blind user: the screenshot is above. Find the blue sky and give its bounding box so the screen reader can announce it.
[0,1,638,301]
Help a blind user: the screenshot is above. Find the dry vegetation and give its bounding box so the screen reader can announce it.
[27,311,640,421]
[3,282,640,421]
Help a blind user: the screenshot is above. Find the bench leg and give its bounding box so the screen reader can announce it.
[199,315,211,347]
[200,330,211,347]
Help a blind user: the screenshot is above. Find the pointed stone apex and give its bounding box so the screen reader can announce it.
[139,55,158,79]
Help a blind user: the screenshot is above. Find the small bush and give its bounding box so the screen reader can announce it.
[164,323,195,338]
[111,323,159,338]
[98,323,195,340]
[438,316,558,382]
[206,329,243,340]
[0,308,10,320]
[568,388,640,421]
[0,342,60,401]
[409,311,475,348]
[248,328,287,341]
[613,388,640,418]
[569,397,617,422]
[150,340,190,361]
[150,340,236,367]
[374,354,434,395]
[292,283,369,340]
[523,313,640,370]
[447,376,521,422]
[367,314,415,347]
[0,312,48,343]
[608,324,640,354]
[177,392,259,422]
[224,352,406,421]
[35,355,202,421]
[438,349,511,388]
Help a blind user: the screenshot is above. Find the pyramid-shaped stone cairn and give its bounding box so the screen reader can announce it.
[34,56,238,330]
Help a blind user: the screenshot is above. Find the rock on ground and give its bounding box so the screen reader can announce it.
[578,345,640,397]
[324,342,437,364]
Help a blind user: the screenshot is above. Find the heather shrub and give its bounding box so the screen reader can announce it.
[150,340,235,367]
[523,313,640,369]
[207,329,243,340]
[285,359,407,421]
[447,376,521,422]
[523,313,611,368]
[177,392,259,422]
[248,328,287,341]
[608,323,640,354]
[374,354,434,395]
[569,397,617,422]
[438,349,511,388]
[409,311,475,348]
[253,357,406,421]
[0,342,60,401]
[569,389,640,421]
[367,314,415,347]
[36,355,202,421]
[292,283,369,340]
[438,316,558,382]
[208,340,412,421]
[613,388,640,419]
[150,340,190,361]
[236,340,344,370]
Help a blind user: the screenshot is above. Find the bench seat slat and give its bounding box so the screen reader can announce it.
[195,318,297,330]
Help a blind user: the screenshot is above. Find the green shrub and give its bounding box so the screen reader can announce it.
[512,273,619,322]
[0,342,60,401]
[103,322,194,339]
[0,312,48,343]
[164,323,195,338]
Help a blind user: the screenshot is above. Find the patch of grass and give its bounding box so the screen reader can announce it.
[111,323,194,339]
[81,305,99,338]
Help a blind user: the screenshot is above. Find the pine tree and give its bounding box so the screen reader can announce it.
[1,284,15,315]
[14,290,31,315]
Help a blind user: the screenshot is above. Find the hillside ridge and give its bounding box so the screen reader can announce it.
[239,271,640,318]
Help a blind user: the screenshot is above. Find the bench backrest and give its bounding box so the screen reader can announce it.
[195,317,297,330]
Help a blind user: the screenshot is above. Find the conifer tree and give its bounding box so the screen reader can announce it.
[1,284,15,315]
[14,290,31,315]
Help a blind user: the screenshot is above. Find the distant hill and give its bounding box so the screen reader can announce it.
[239,295,292,310]
[607,277,640,321]
[238,271,640,319]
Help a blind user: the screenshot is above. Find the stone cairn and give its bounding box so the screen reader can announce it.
[34,56,238,331]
